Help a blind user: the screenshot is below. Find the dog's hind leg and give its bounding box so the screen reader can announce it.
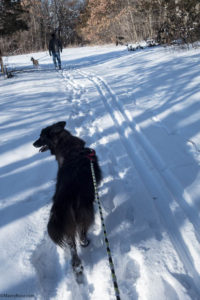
[79,228,90,247]
[67,237,83,276]
[77,204,94,248]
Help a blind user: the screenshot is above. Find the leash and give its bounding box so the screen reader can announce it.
[37,54,49,61]
[87,150,121,300]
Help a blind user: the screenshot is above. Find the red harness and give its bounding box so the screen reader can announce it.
[86,149,96,161]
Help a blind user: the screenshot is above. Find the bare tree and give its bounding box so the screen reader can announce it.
[78,0,200,45]
[0,0,83,55]
[1,0,199,55]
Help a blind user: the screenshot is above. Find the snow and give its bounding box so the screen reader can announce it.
[1,44,200,300]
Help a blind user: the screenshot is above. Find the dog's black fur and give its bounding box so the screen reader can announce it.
[33,121,102,273]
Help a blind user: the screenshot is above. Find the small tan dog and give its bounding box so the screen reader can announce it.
[31,57,39,66]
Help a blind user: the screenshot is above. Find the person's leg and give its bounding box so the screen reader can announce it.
[52,53,57,68]
[56,52,61,69]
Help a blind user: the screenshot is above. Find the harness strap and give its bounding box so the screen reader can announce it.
[86,148,96,160]
[89,159,121,300]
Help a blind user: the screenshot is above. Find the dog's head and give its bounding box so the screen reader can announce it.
[31,57,34,62]
[33,121,67,154]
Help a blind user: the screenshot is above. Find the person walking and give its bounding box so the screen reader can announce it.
[49,33,62,70]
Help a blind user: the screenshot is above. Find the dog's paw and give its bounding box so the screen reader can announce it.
[72,260,84,284]
[72,255,83,271]
[74,267,84,284]
[74,264,83,273]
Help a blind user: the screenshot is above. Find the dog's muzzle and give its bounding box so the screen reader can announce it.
[33,139,49,152]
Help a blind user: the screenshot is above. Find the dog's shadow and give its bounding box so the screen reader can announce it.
[31,233,63,299]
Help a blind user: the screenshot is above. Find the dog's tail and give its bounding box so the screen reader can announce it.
[47,198,95,248]
[47,203,76,248]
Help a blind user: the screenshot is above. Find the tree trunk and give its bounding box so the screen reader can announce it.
[0,49,4,74]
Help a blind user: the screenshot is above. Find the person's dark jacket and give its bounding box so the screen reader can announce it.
[49,37,62,55]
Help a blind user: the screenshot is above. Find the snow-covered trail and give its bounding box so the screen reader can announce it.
[61,61,200,298]
[1,45,200,300]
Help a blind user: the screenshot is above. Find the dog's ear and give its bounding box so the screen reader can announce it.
[52,121,66,134]
[57,121,66,127]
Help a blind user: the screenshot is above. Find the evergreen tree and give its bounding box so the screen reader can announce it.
[0,0,28,36]
[158,0,200,44]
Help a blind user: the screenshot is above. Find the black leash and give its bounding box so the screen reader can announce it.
[88,150,121,300]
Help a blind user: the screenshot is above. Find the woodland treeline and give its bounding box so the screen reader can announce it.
[0,0,200,55]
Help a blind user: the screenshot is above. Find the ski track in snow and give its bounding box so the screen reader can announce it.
[1,46,200,300]
[70,68,200,297]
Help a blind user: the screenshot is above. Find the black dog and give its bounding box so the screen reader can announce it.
[33,121,102,276]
